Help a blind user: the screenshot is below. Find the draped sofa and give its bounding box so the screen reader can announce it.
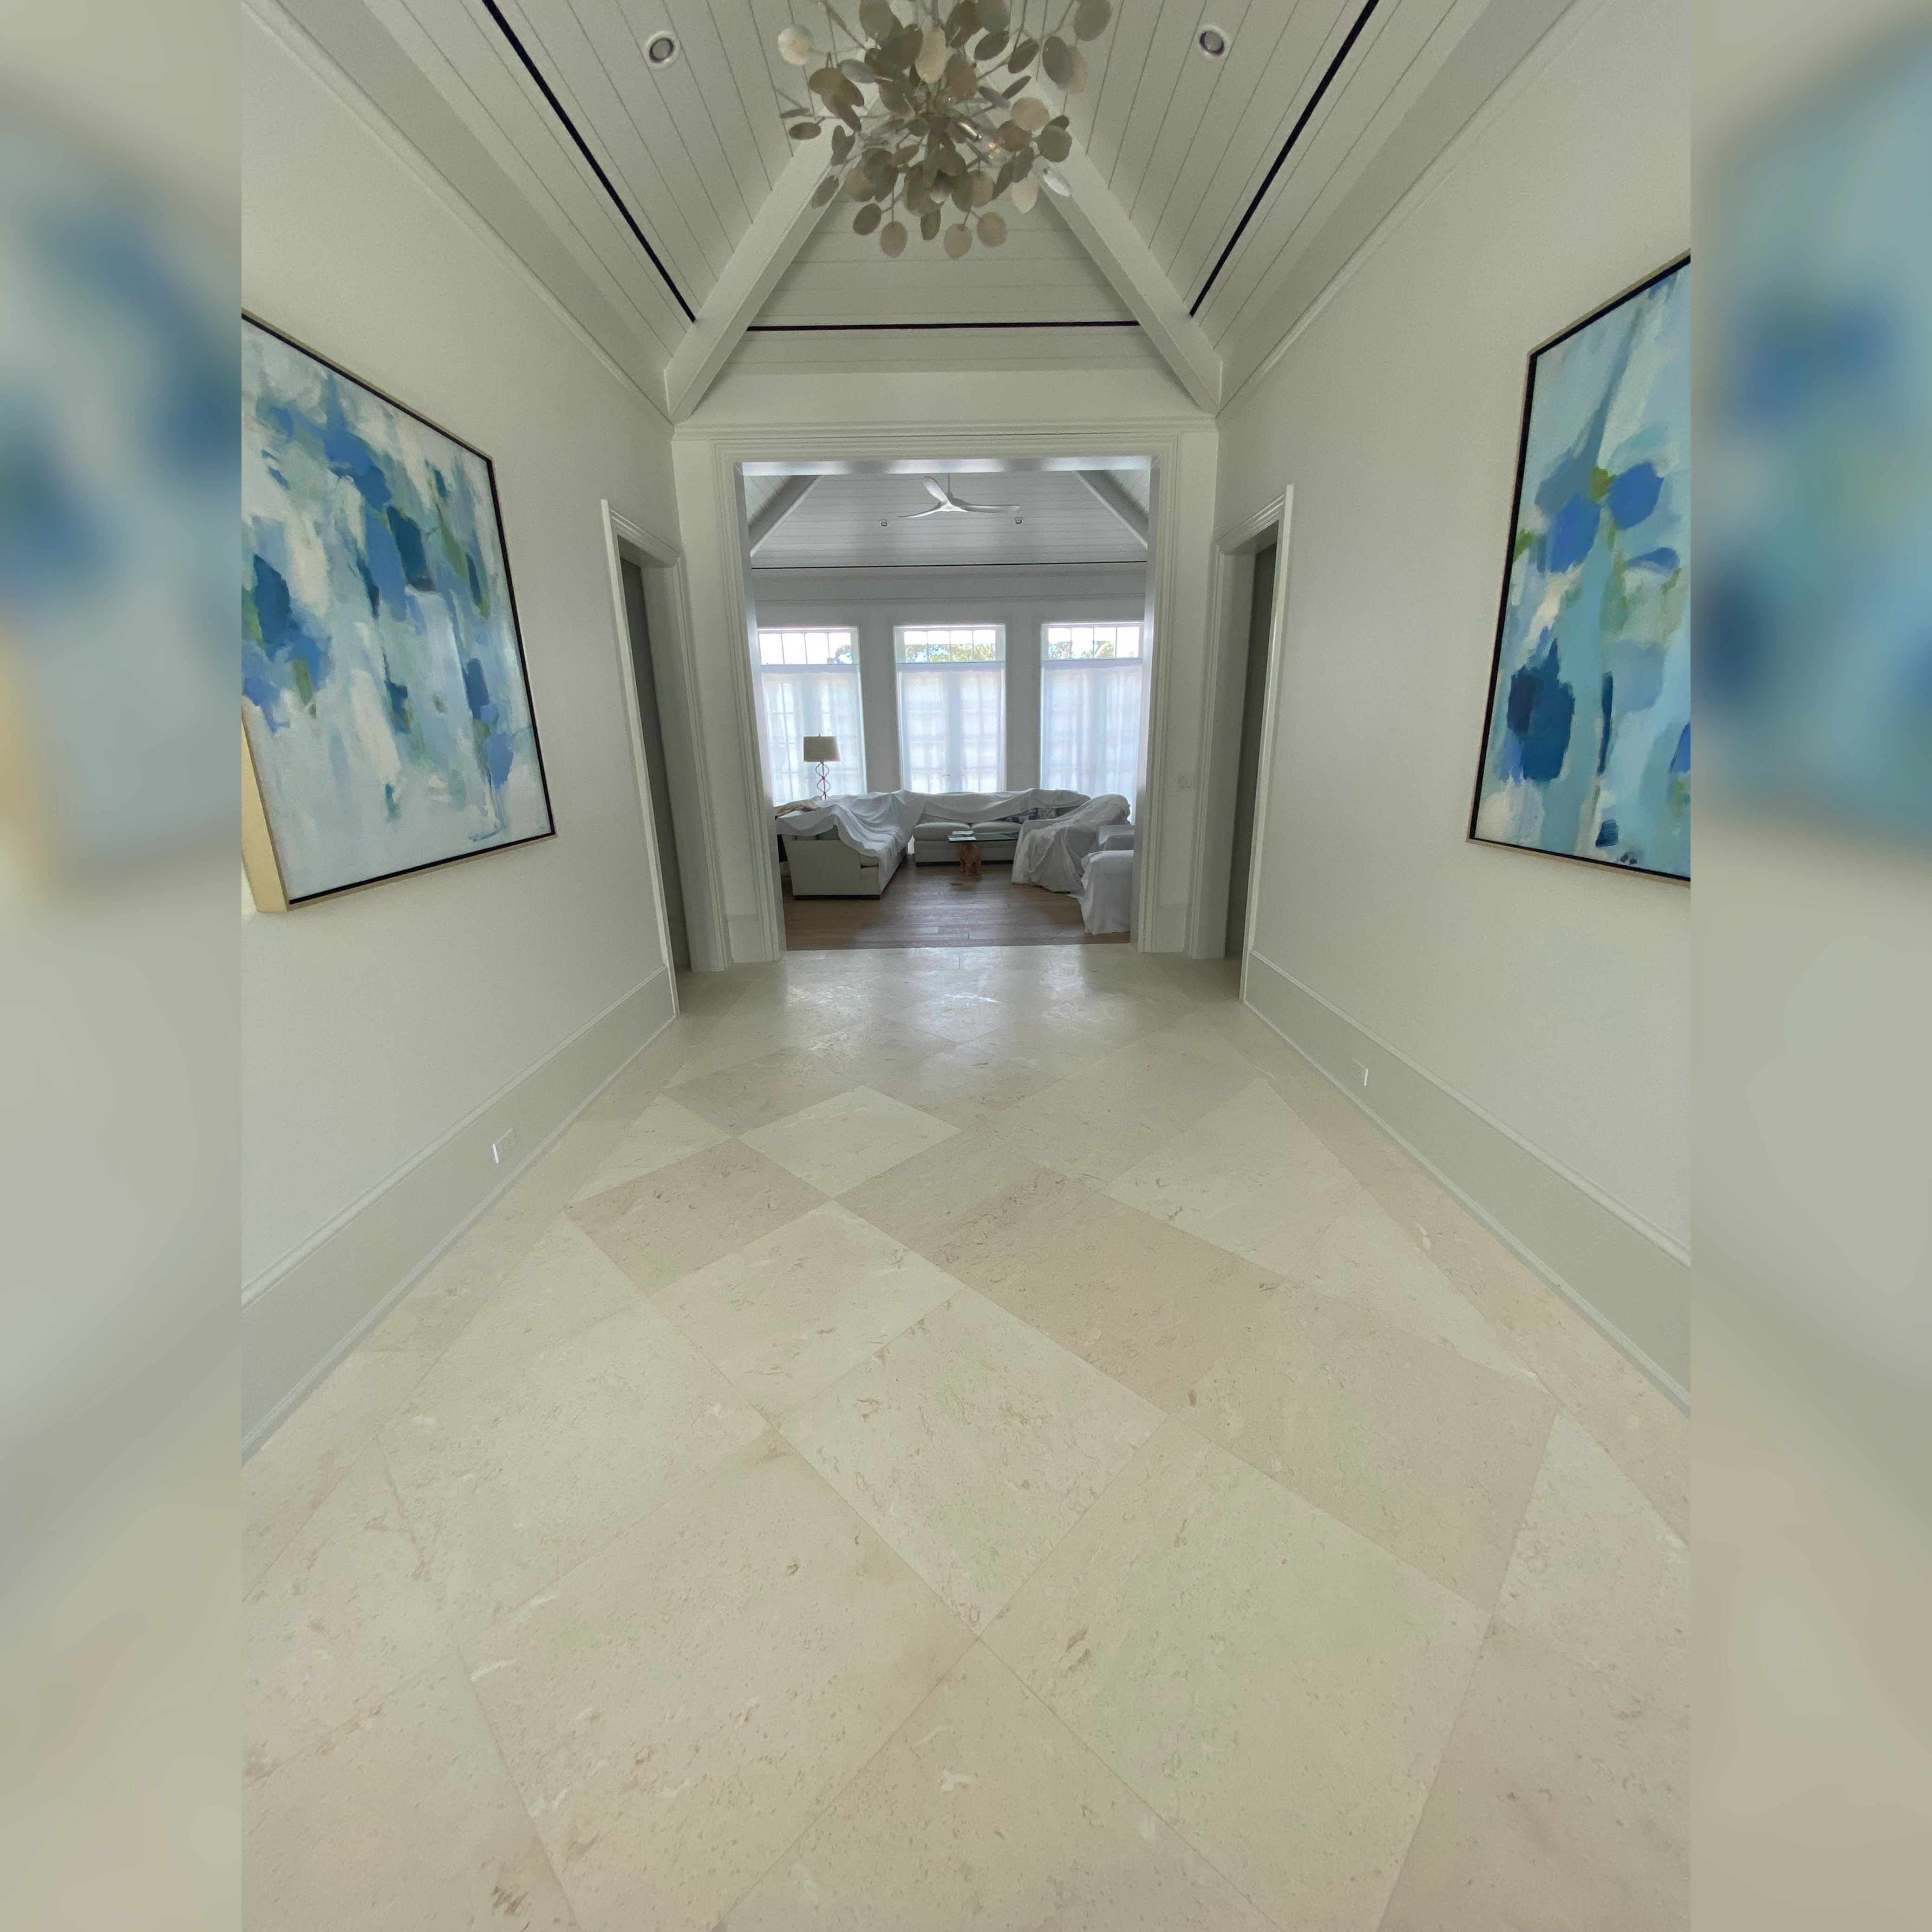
[776,788,1123,898]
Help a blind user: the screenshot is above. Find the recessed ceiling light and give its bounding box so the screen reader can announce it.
[1196,24,1230,60]
[644,30,680,70]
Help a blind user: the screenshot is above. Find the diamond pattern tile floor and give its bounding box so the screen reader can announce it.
[242,946,1689,1931]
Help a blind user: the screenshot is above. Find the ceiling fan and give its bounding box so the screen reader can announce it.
[899,476,1020,520]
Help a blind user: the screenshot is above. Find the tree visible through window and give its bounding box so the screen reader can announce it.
[754,627,865,803]
[1041,622,1143,801]
[895,626,1005,792]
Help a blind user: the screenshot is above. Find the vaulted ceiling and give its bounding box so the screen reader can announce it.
[269,0,1573,416]
[745,466,1151,568]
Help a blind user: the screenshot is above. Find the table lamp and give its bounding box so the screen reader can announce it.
[802,735,840,803]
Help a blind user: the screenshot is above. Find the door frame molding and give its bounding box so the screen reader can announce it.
[1189,489,1294,980]
[599,500,727,978]
[680,421,1200,960]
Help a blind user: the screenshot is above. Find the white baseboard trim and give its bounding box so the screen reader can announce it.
[728,911,773,963]
[242,967,678,1452]
[1244,951,1689,1408]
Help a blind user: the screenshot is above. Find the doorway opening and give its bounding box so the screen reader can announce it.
[616,557,690,970]
[600,503,722,981]
[735,458,1154,953]
[1224,540,1275,959]
[1195,493,1292,970]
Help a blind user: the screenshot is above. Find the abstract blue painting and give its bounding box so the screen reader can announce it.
[242,317,552,904]
[1470,258,1690,879]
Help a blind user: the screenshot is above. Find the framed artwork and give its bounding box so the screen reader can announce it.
[241,315,553,908]
[1469,255,1690,880]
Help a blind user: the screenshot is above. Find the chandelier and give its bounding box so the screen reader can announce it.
[776,0,1114,259]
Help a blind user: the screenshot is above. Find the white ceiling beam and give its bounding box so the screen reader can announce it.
[1050,143,1221,413]
[1073,469,1149,544]
[747,474,820,552]
[664,144,829,421]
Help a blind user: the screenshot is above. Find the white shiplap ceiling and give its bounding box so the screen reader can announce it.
[272,0,1572,410]
[748,470,1149,569]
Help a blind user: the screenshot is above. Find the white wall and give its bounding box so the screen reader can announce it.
[1218,0,1690,1386]
[750,565,1147,796]
[242,5,679,1437]
[675,366,1218,959]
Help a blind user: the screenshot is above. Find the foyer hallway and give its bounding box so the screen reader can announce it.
[243,946,1688,1931]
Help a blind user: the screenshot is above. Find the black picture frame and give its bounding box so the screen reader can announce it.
[1465,253,1691,883]
[242,313,557,907]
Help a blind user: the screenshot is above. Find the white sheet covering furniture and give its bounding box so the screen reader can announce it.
[1078,848,1134,934]
[777,789,1094,894]
[1012,793,1130,893]
[776,790,923,897]
[907,789,1088,863]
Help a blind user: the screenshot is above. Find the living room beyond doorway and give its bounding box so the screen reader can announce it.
[783,857,1127,951]
[745,461,1153,954]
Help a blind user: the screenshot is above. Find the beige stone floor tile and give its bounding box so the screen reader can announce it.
[568,1095,729,1203]
[244,1655,579,1932]
[1495,1410,1690,1707]
[579,1015,718,1123]
[666,1018,948,1135]
[868,1025,1100,1130]
[244,1448,450,1783]
[1234,1034,1690,1537]
[742,1084,958,1195]
[783,1288,1162,1630]
[1174,1278,1557,1608]
[466,1434,971,1932]
[935,1168,1279,1409]
[462,1118,627,1279]
[659,1008,820,1087]
[405,1216,641,1403]
[653,1202,961,1421]
[722,1645,1273,1931]
[244,1348,436,1590]
[568,1138,823,1292]
[985,1419,1486,1932]
[1107,1077,1364,1274]
[1002,1030,1255,1186]
[1288,1193,1538,1383]
[1409,1195,1690,1538]
[838,1127,1043,1258]
[360,1232,501,1357]
[1380,1619,1688,1931]
[381,1296,766,1637]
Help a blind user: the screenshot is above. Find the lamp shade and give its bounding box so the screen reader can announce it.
[802,736,840,763]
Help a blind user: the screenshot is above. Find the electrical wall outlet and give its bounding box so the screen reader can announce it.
[1349,1059,1370,1090]
[491,1128,517,1166]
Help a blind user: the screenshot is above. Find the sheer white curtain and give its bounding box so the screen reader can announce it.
[896,625,1005,792]
[1040,622,1144,800]
[755,627,865,803]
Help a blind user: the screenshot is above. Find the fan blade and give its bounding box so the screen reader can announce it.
[923,477,951,504]
[958,503,1018,514]
[899,504,953,519]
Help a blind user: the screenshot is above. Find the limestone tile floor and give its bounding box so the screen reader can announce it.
[243,946,1689,1932]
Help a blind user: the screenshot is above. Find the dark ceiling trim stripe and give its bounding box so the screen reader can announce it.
[746,320,1142,333]
[476,0,696,323]
[1189,0,1384,317]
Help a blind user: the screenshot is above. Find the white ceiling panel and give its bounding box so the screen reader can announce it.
[757,196,1132,328]
[748,471,1150,570]
[276,0,1559,393]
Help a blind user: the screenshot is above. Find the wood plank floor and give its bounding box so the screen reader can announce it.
[783,860,1126,951]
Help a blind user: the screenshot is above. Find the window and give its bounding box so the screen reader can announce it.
[1041,622,1144,801]
[895,625,1005,793]
[754,627,865,803]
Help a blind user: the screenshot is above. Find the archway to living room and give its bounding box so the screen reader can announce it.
[738,457,1153,952]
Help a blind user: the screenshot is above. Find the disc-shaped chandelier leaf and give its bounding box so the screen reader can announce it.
[777,0,1112,258]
